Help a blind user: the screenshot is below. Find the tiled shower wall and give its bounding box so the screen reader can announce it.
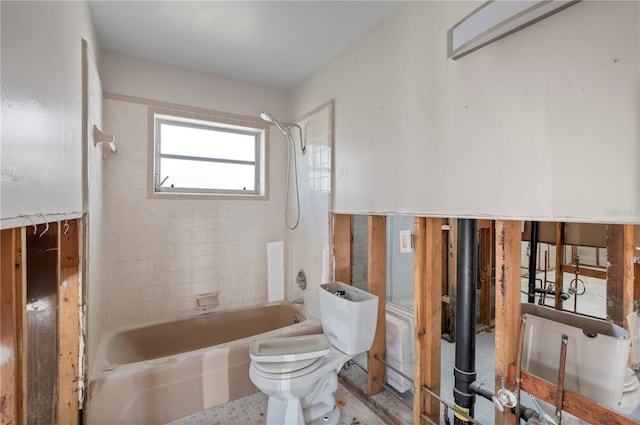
[84,39,108,366]
[99,94,331,329]
[285,102,333,319]
[101,95,288,328]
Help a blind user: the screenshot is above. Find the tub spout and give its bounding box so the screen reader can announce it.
[289,297,304,305]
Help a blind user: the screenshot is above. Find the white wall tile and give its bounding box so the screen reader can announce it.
[100,97,300,329]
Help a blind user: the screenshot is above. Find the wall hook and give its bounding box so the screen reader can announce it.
[93,125,117,153]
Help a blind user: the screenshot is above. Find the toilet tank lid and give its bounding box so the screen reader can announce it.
[250,334,330,363]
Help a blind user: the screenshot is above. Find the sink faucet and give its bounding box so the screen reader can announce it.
[289,297,304,305]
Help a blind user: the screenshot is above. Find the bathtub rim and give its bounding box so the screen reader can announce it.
[90,301,317,379]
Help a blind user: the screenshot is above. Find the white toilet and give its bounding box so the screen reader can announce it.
[249,282,378,425]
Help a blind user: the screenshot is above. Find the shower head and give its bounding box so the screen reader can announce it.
[260,111,291,136]
[260,111,306,155]
[260,112,275,123]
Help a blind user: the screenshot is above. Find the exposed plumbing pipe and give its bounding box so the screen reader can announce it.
[454,219,478,424]
[469,381,503,413]
[528,221,539,303]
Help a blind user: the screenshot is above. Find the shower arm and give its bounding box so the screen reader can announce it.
[287,124,306,155]
[260,112,306,155]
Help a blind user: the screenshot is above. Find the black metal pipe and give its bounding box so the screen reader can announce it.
[528,221,539,303]
[454,219,477,424]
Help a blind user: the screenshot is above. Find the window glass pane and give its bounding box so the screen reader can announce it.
[160,122,256,162]
[160,158,256,191]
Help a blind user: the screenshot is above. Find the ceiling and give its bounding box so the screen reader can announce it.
[88,1,400,90]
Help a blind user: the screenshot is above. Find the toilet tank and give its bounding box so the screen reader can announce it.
[320,282,379,355]
[521,304,630,409]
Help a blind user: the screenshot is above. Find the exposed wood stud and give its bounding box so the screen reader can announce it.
[1,229,18,425]
[413,217,443,424]
[58,219,80,425]
[1,228,26,425]
[561,264,607,280]
[333,214,353,284]
[367,215,386,395]
[494,221,521,425]
[508,366,637,425]
[447,219,458,339]
[606,224,634,328]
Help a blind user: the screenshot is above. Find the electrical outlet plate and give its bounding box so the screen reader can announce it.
[399,230,412,253]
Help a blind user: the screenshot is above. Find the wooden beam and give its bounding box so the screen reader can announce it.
[555,222,565,309]
[561,264,607,281]
[494,221,521,425]
[58,219,80,425]
[507,366,637,425]
[367,215,386,395]
[607,224,635,328]
[333,214,352,284]
[1,229,17,425]
[413,218,443,424]
[447,219,458,340]
[1,228,26,425]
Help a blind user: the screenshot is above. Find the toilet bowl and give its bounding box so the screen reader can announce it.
[249,282,378,425]
[249,342,351,425]
[616,368,640,415]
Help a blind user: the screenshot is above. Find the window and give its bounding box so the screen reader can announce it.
[154,115,264,196]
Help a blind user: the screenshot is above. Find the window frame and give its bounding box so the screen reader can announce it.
[152,113,266,199]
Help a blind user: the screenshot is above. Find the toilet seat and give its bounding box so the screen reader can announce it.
[250,334,332,379]
[252,356,326,379]
[254,357,319,374]
[250,334,330,363]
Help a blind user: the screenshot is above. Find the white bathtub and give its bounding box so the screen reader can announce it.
[87,303,321,424]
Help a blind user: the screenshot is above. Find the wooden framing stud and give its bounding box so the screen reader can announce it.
[367,215,386,395]
[447,219,458,339]
[413,217,443,424]
[57,219,80,425]
[508,366,637,425]
[494,220,521,425]
[606,224,635,328]
[1,227,26,425]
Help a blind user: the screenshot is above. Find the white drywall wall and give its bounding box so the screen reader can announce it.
[98,51,289,120]
[291,1,640,223]
[0,1,99,229]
